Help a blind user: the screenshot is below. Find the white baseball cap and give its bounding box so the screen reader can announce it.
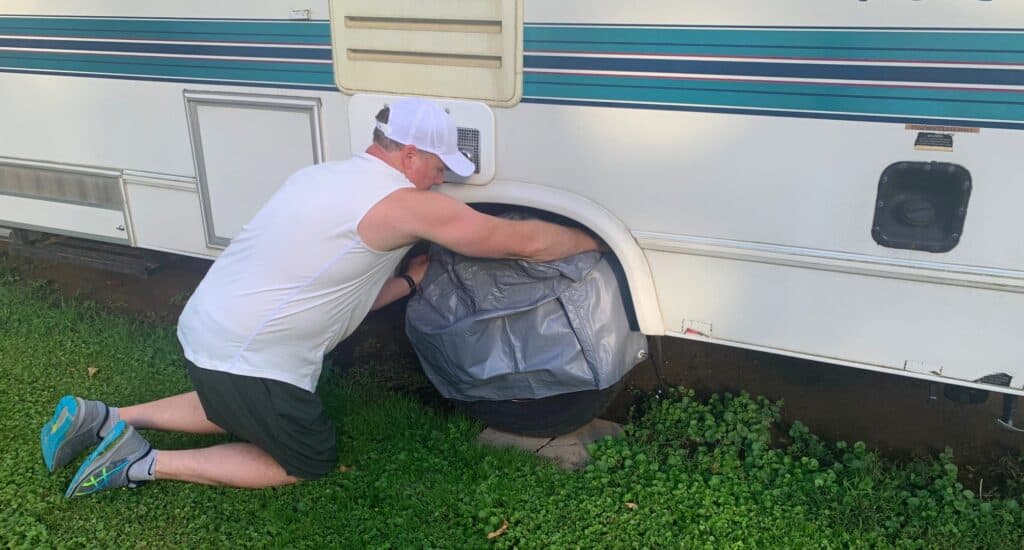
[375,98,475,177]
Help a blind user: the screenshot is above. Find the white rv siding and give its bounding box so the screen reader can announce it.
[0,0,1022,392]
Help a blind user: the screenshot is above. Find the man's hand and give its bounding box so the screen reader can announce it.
[405,254,429,287]
[370,254,431,312]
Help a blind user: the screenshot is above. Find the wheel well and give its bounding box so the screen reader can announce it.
[468,202,641,331]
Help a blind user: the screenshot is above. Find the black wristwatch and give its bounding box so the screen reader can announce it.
[399,274,417,296]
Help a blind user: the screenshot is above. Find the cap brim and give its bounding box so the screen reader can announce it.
[441,152,475,177]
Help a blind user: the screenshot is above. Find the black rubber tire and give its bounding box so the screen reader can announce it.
[453,380,624,437]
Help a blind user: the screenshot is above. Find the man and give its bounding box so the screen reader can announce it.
[40,98,601,496]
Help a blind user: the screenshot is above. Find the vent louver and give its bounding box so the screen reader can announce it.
[329,0,522,105]
[0,160,121,210]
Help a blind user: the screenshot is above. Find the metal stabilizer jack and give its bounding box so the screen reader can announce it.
[996,394,1024,434]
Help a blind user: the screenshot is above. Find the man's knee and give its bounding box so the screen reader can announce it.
[284,454,336,481]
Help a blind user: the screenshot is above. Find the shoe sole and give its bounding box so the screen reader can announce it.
[64,421,132,498]
[40,395,78,472]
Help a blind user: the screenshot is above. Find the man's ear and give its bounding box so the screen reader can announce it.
[396,144,414,171]
[396,144,413,171]
[401,144,419,160]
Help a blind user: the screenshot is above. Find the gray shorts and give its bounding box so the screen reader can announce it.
[186,360,336,479]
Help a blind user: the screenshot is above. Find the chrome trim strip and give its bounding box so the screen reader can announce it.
[635,231,1024,292]
[0,220,129,245]
[122,169,196,185]
[122,171,198,192]
[0,156,122,178]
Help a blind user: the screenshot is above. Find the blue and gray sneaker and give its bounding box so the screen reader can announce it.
[40,395,109,472]
[65,421,151,498]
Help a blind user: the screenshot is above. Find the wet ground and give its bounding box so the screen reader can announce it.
[3,242,1021,486]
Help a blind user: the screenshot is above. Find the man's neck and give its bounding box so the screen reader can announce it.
[365,144,404,174]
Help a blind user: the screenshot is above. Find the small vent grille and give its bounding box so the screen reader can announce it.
[457,127,481,175]
[0,162,121,210]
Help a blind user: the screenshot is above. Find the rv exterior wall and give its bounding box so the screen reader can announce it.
[0,0,1021,392]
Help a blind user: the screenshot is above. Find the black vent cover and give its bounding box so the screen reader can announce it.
[871,162,971,253]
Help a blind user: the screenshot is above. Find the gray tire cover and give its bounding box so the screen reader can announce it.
[405,245,647,401]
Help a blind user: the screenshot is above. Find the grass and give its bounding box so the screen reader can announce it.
[2,254,1024,548]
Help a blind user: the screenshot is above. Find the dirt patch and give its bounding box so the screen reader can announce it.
[1,242,210,321]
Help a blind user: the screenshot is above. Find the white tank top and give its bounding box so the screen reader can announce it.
[177,153,413,391]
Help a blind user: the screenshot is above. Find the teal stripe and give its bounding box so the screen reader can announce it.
[526,41,1024,64]
[0,51,333,85]
[524,73,1024,122]
[2,17,1022,122]
[528,72,1024,104]
[525,27,1024,64]
[0,17,331,44]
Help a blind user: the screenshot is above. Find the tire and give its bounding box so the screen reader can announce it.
[454,380,625,437]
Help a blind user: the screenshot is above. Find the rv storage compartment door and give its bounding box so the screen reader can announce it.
[123,171,211,257]
[185,91,323,248]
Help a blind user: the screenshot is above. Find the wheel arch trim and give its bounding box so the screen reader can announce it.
[440,179,665,335]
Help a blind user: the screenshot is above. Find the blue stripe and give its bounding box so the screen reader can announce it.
[528,23,1024,32]
[2,17,1024,128]
[525,27,1024,64]
[0,37,331,60]
[526,41,1024,65]
[522,97,1024,130]
[0,17,331,44]
[521,25,1024,127]
[0,16,334,89]
[0,67,335,90]
[525,77,1024,123]
[527,72,1024,104]
[0,51,334,86]
[525,55,1024,86]
[0,50,332,73]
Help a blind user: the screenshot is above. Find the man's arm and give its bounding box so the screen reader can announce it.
[362,190,600,262]
[369,255,428,311]
[369,276,413,312]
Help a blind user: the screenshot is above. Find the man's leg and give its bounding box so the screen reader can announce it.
[64,422,303,496]
[58,366,334,495]
[63,395,306,495]
[155,443,303,488]
[43,390,223,474]
[119,391,224,434]
[122,388,326,488]
[121,392,305,487]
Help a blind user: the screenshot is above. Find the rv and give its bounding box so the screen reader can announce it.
[2,1,1022,416]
